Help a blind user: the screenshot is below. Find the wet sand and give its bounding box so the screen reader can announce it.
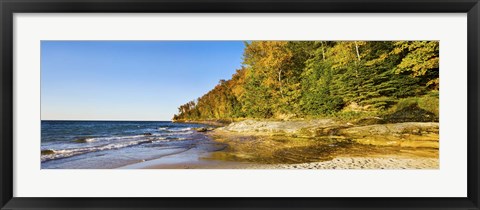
[118,145,256,169]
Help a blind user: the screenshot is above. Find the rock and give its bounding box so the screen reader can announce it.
[41,149,55,155]
[221,119,338,135]
[144,133,152,136]
[194,127,208,132]
[340,122,439,136]
[213,119,439,148]
[339,122,439,148]
[354,117,386,125]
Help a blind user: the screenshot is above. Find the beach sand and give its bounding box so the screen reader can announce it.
[119,154,438,169]
[253,157,439,169]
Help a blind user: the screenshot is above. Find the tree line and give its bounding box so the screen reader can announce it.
[173,41,439,121]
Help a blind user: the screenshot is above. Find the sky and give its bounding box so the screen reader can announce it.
[41,41,245,121]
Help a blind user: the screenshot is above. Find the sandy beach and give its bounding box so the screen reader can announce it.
[254,157,439,169]
[119,155,439,169]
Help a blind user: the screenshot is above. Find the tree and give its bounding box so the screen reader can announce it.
[391,41,439,90]
[173,41,438,120]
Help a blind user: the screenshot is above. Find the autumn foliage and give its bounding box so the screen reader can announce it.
[173,41,439,121]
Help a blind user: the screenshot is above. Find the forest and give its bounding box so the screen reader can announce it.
[173,41,439,122]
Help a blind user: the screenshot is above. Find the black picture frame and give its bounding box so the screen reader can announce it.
[1,0,479,209]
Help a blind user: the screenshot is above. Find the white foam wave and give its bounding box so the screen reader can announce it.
[98,134,145,141]
[42,129,197,162]
[164,131,194,136]
[83,138,95,143]
[41,138,153,162]
[168,127,192,132]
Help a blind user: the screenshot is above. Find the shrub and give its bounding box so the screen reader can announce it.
[418,91,439,117]
[383,91,439,122]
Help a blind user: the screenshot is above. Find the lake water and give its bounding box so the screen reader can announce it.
[41,121,217,169]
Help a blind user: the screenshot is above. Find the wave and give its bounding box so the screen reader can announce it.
[41,138,155,162]
[164,131,194,136]
[73,138,95,143]
[168,127,192,132]
[42,132,197,162]
[75,134,150,143]
[164,137,190,141]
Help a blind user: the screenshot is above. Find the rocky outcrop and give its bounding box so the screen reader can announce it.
[193,127,214,132]
[339,122,438,136]
[338,122,439,148]
[218,119,339,136]
[41,149,56,155]
[215,120,439,148]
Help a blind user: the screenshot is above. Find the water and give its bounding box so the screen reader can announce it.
[41,121,213,169]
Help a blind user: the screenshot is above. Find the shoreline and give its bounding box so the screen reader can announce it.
[118,119,439,169]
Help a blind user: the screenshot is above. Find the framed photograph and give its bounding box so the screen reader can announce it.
[1,0,479,209]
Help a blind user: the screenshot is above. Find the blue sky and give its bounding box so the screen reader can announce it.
[41,41,245,121]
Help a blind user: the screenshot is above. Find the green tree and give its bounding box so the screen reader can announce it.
[392,41,439,90]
